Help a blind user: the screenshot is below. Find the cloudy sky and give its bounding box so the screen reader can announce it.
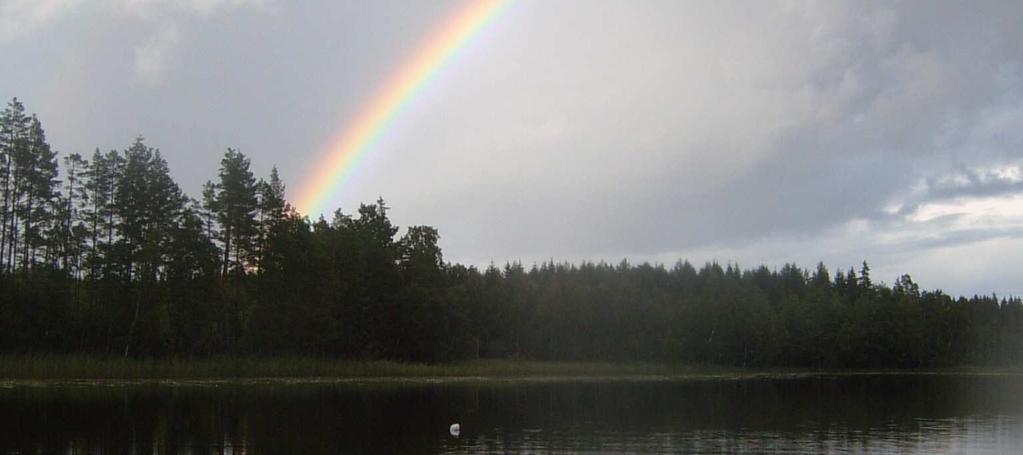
[2,0,1023,296]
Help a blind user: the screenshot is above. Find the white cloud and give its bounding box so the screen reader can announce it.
[113,0,274,82]
[908,194,1023,226]
[184,0,273,16]
[0,0,272,41]
[133,22,180,84]
[986,165,1022,184]
[0,0,84,42]
[115,0,273,18]
[637,203,1023,297]
[1,0,273,81]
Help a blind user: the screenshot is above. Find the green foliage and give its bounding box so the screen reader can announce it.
[1,97,1022,369]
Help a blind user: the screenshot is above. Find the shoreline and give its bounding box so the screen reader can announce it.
[1,357,1019,384]
[5,371,1023,389]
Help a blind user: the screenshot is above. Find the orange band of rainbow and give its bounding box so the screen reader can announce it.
[296,0,510,215]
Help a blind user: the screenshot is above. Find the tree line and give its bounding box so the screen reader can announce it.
[1,97,1021,366]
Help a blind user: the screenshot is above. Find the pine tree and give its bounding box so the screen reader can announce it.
[80,149,122,279]
[215,148,258,276]
[200,180,219,244]
[59,153,88,276]
[13,116,59,271]
[115,137,184,281]
[811,262,830,288]
[255,166,288,272]
[0,99,29,273]
[115,137,185,357]
[858,261,872,289]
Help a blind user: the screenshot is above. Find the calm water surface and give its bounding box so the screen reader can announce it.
[2,374,1021,454]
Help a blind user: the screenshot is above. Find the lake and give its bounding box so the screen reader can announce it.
[2,374,1021,453]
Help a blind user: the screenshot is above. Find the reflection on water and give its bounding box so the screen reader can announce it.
[1,375,1021,454]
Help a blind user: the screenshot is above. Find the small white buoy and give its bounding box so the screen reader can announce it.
[449,423,460,437]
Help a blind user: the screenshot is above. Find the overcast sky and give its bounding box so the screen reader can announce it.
[3,0,1023,296]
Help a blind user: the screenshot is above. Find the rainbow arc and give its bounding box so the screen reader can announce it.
[296,0,510,215]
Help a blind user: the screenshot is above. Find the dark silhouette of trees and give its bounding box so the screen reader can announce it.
[0,96,1022,367]
[215,148,258,277]
[0,99,28,274]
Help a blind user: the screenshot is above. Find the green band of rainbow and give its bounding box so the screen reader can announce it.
[296,0,511,216]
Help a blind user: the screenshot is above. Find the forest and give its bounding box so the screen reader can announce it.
[1,97,1021,368]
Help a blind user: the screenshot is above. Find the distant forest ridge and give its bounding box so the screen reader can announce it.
[1,97,1021,366]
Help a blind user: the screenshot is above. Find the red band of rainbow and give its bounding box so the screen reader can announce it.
[296,0,511,216]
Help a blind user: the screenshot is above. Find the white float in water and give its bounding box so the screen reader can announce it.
[449,423,460,437]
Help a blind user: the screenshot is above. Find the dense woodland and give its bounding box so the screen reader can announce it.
[1,97,1021,367]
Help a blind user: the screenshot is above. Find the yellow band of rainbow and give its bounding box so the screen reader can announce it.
[296,0,511,216]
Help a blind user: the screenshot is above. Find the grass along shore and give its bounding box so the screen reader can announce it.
[0,356,1018,381]
[0,356,729,381]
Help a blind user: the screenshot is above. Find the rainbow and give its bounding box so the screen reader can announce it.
[296,0,511,215]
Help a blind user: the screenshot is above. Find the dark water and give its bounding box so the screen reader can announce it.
[2,374,1022,454]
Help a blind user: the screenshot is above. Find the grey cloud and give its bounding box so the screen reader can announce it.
[2,0,1023,296]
